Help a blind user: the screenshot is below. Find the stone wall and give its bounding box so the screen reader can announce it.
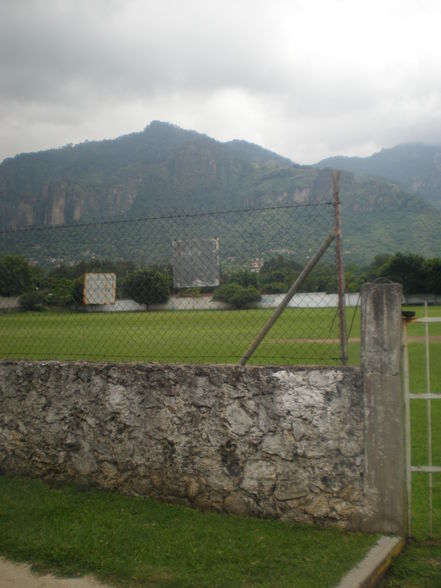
[0,361,374,528]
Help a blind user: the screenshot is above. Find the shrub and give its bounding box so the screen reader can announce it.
[262,281,288,294]
[123,268,170,307]
[46,278,76,307]
[0,255,32,296]
[19,290,46,311]
[213,283,261,309]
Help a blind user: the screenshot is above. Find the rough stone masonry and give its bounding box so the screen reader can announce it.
[0,360,376,528]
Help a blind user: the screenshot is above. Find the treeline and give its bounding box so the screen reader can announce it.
[0,256,170,311]
[345,252,441,295]
[212,252,441,308]
[1,252,441,312]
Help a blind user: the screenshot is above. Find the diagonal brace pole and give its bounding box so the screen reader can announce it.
[239,228,336,366]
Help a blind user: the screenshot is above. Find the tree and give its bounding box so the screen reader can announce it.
[46,277,76,307]
[123,268,170,307]
[0,255,32,296]
[262,281,288,294]
[225,270,259,289]
[213,283,261,309]
[366,253,393,280]
[377,253,426,294]
[424,258,441,295]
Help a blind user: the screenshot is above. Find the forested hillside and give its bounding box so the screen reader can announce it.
[1,122,440,265]
[316,142,441,208]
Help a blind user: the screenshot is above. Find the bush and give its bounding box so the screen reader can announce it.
[262,281,288,294]
[225,271,259,289]
[46,278,76,307]
[71,277,85,305]
[0,255,32,296]
[123,268,170,307]
[213,283,261,309]
[19,290,46,311]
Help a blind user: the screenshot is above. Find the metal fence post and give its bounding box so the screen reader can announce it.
[332,171,348,365]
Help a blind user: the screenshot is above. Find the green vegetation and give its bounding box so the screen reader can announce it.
[0,476,379,588]
[122,267,171,307]
[316,142,441,209]
[213,282,261,309]
[377,253,441,294]
[4,250,441,319]
[0,306,353,364]
[0,254,32,296]
[380,539,441,587]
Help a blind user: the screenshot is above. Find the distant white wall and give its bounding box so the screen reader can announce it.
[0,297,20,311]
[84,292,361,312]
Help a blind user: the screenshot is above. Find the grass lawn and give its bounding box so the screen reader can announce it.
[0,476,379,588]
[0,306,356,365]
[379,539,441,588]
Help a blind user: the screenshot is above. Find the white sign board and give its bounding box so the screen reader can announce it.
[83,273,116,305]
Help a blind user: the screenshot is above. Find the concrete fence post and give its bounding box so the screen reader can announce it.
[360,282,405,534]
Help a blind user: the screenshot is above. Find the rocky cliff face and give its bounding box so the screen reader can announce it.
[0,122,295,231]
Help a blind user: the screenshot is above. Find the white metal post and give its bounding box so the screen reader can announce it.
[403,318,412,537]
[424,302,433,538]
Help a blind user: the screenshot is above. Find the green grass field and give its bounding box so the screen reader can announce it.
[0,305,360,365]
[0,476,379,588]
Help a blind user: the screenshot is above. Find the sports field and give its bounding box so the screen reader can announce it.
[0,306,359,365]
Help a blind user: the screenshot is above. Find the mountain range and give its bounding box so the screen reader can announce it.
[316,142,441,209]
[0,121,440,266]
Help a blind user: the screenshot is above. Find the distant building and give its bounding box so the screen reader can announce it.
[251,258,264,273]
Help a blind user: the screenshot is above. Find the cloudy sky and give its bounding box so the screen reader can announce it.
[1,0,441,164]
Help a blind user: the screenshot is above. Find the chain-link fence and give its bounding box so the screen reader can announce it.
[0,198,353,365]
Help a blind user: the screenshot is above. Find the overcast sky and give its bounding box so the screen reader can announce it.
[1,0,441,164]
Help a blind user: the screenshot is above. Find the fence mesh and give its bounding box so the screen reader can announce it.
[0,199,350,365]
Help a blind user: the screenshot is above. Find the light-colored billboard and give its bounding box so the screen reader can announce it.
[172,237,220,289]
[83,273,116,305]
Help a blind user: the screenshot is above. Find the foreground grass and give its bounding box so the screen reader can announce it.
[0,476,378,588]
[380,540,441,587]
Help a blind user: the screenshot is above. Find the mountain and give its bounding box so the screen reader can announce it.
[1,122,440,266]
[316,143,441,208]
[0,121,298,230]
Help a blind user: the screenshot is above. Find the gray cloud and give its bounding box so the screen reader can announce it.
[1,0,441,163]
